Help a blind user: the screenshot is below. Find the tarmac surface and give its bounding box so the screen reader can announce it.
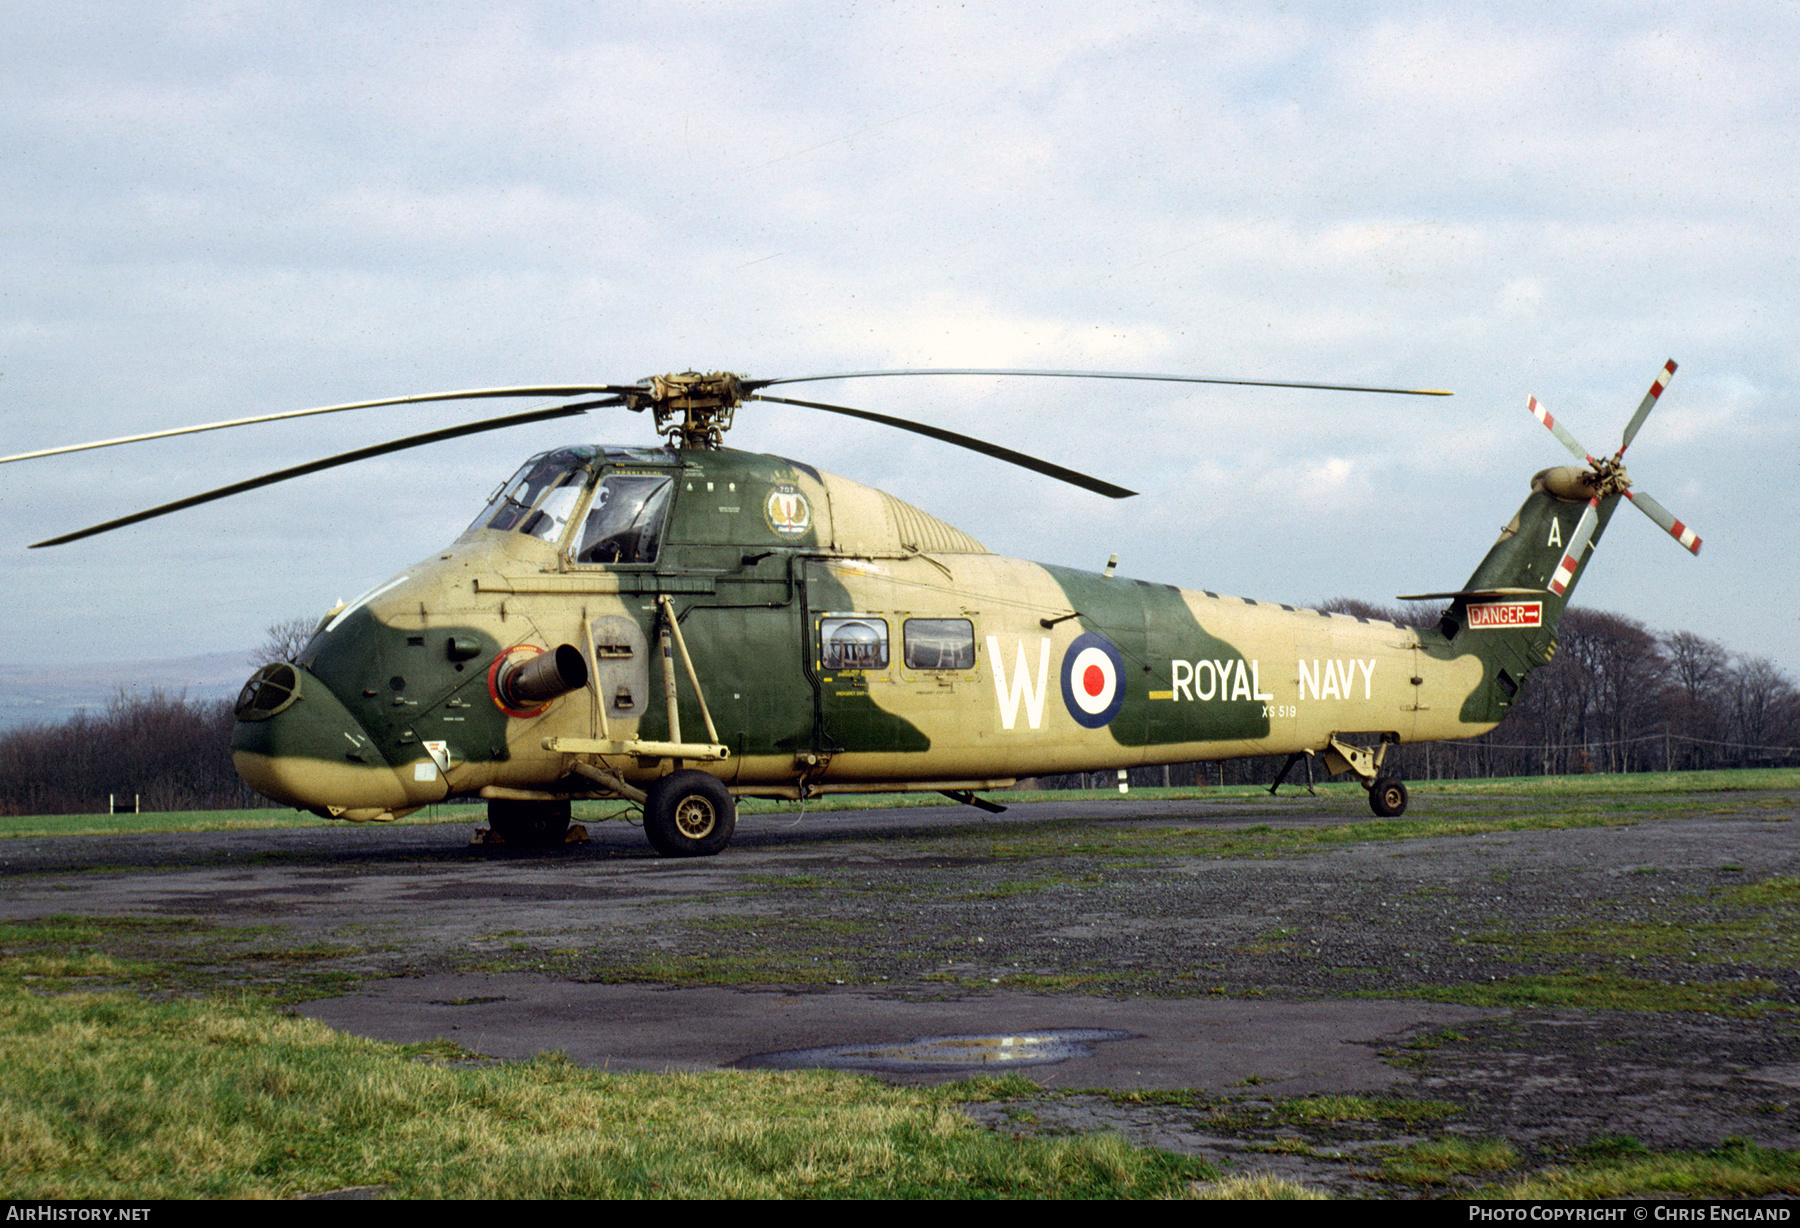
[4,787,1798,1194]
[0,799,1487,1089]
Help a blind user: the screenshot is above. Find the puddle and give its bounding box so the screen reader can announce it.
[736,1028,1131,1072]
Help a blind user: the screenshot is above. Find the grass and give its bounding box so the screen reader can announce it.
[0,984,1212,1199]
[995,1086,1800,1198]
[1377,873,1800,1016]
[1379,767,1800,798]
[4,766,1796,839]
[1490,1137,1800,1200]
[1267,1095,1459,1127]
[1188,1092,1460,1133]
[0,806,467,839]
[1384,972,1794,1017]
[1189,1174,1328,1199]
[1383,1138,1520,1186]
[0,916,366,1006]
[917,808,1659,867]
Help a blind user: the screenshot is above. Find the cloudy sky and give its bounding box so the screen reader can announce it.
[3,1,1795,695]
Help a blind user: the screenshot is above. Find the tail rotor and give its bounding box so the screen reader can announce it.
[1524,360,1703,577]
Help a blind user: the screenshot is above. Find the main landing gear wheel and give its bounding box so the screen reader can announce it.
[643,770,736,857]
[1369,778,1409,818]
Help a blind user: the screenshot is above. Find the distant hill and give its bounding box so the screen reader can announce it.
[0,652,247,731]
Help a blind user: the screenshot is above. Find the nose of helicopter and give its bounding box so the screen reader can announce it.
[231,661,446,819]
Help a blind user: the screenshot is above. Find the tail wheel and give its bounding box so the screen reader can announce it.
[644,770,736,857]
[1369,778,1409,818]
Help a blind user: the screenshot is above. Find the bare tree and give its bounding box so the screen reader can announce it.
[1512,609,1667,774]
[1663,631,1730,769]
[1317,597,1441,629]
[1728,655,1800,767]
[251,616,319,667]
[0,689,255,815]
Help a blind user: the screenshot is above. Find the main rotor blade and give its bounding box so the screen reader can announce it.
[749,393,1136,499]
[1526,395,1600,466]
[30,402,598,548]
[1623,486,1702,555]
[1,386,632,466]
[1618,359,1677,456]
[756,369,1453,397]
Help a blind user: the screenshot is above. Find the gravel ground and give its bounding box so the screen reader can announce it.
[3,786,1797,1195]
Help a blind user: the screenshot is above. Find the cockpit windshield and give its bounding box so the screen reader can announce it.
[465,449,594,540]
[461,451,673,565]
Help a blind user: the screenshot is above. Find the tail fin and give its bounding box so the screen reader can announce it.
[1402,363,1702,725]
[1403,473,1622,723]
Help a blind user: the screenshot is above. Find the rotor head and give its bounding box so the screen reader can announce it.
[628,371,747,449]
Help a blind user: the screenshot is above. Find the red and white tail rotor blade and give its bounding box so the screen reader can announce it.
[1618,359,1677,456]
[1623,487,1702,555]
[1525,360,1700,576]
[1526,395,1601,466]
[1548,497,1601,597]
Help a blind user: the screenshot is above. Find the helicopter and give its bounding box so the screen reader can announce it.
[4,363,1701,855]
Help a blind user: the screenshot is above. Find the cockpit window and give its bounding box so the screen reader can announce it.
[466,450,593,538]
[519,469,587,542]
[573,472,673,565]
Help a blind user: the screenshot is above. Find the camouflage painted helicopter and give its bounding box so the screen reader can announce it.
[5,363,1700,855]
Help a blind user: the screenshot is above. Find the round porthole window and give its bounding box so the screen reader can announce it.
[234,663,300,721]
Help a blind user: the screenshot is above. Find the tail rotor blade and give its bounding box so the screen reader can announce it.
[1623,486,1702,555]
[1548,498,1601,597]
[1618,359,1677,456]
[1526,396,1601,466]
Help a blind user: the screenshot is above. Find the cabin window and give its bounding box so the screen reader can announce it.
[573,472,673,565]
[903,618,975,670]
[820,617,889,671]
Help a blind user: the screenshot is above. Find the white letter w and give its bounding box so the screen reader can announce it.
[987,636,1051,730]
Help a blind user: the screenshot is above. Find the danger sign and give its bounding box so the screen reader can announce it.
[1468,601,1542,629]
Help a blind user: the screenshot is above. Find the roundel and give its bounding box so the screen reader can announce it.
[1060,632,1126,729]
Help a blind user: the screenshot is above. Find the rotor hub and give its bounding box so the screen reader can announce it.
[1592,455,1632,498]
[629,371,746,449]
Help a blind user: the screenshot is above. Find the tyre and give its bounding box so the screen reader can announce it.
[1368,777,1409,818]
[486,798,572,845]
[643,770,736,857]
